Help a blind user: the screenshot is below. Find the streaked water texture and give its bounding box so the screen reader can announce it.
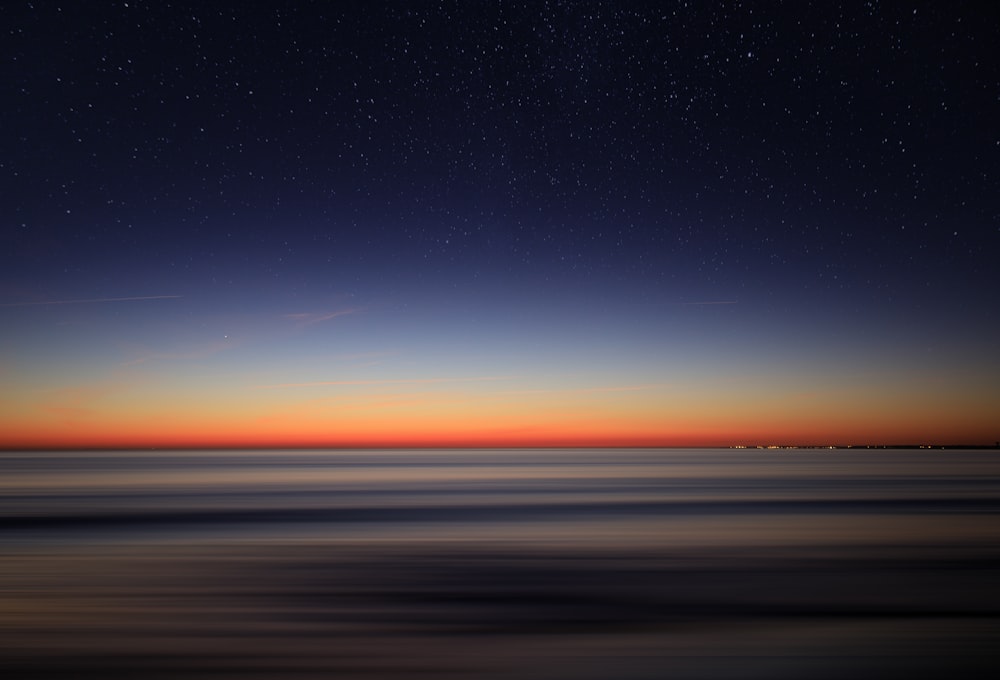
[2,448,999,678]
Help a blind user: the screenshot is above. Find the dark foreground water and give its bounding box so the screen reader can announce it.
[2,448,999,678]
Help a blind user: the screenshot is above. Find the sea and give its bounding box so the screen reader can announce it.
[2,447,999,678]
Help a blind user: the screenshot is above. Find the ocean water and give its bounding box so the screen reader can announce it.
[2,447,999,678]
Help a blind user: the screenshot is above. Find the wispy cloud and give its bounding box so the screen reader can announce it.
[253,376,513,390]
[496,383,667,396]
[282,309,358,326]
[333,350,396,362]
[678,300,738,306]
[38,378,137,423]
[0,295,182,307]
[120,339,236,367]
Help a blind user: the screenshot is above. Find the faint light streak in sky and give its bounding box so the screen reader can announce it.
[253,376,515,390]
[120,339,237,367]
[678,300,739,306]
[0,295,182,307]
[497,384,667,395]
[282,309,358,325]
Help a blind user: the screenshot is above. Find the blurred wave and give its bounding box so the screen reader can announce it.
[2,448,999,678]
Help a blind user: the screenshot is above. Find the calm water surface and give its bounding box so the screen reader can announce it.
[2,448,999,678]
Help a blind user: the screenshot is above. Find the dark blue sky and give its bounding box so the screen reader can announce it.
[2,2,998,447]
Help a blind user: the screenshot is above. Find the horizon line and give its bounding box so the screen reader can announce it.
[3,443,997,452]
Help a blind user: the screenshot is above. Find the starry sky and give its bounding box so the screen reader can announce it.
[2,1,998,448]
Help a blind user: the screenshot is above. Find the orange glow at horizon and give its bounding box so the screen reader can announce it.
[3,381,995,449]
[4,308,998,451]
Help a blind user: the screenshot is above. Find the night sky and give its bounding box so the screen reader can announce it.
[3,1,998,448]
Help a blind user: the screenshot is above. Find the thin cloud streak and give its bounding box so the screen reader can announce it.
[282,309,358,325]
[0,295,182,307]
[120,339,237,367]
[497,384,667,396]
[678,300,738,306]
[253,376,514,390]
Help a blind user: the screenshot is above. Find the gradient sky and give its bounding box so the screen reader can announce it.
[2,2,998,448]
